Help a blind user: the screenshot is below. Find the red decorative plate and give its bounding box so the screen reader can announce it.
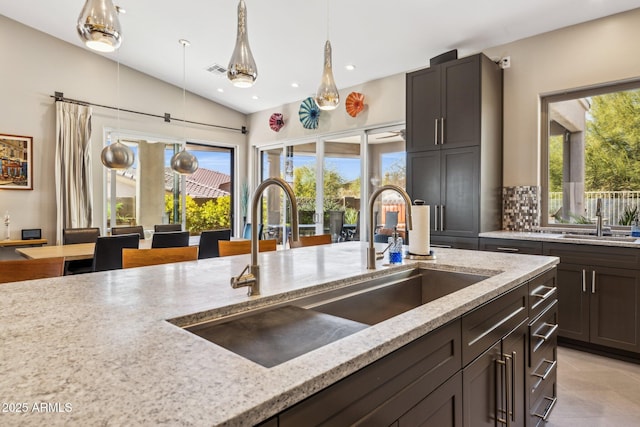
[269,113,285,132]
[345,92,365,117]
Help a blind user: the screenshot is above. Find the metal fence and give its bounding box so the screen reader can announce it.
[549,191,640,225]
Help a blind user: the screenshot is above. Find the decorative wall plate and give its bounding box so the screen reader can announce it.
[299,97,320,129]
[269,113,285,132]
[345,92,365,117]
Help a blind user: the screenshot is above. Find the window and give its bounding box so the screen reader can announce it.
[542,80,640,229]
[105,137,234,235]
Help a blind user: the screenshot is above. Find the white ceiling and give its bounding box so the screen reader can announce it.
[2,0,640,115]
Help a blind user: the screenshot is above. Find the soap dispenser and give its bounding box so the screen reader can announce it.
[388,226,403,264]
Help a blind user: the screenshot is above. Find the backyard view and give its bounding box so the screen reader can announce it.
[548,87,640,227]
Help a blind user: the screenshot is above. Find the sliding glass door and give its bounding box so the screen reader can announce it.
[105,136,235,236]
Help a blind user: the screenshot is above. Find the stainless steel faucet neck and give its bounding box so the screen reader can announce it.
[231,177,299,296]
[367,185,413,269]
[595,198,603,237]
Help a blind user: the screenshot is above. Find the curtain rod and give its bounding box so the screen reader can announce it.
[51,92,248,134]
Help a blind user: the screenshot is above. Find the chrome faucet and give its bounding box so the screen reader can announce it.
[231,177,299,296]
[595,198,603,237]
[367,184,413,269]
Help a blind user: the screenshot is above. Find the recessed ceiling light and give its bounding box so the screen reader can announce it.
[252,95,259,100]
[217,88,224,93]
[345,64,356,71]
[291,82,299,88]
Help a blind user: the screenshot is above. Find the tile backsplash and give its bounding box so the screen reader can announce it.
[503,186,540,231]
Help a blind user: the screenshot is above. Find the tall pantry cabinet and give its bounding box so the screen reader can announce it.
[406,53,503,249]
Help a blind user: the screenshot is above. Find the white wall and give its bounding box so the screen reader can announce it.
[484,7,640,186]
[0,15,247,244]
[247,73,406,147]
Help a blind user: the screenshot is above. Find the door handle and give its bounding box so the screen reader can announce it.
[440,117,445,145]
[592,270,596,293]
[440,205,445,231]
[434,118,439,145]
[433,205,438,231]
[582,269,586,293]
[496,358,508,426]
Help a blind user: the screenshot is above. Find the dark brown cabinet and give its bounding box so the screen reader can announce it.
[544,243,640,354]
[408,147,479,237]
[398,372,462,427]
[406,53,502,242]
[406,55,481,152]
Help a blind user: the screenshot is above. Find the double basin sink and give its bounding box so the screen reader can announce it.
[170,268,490,368]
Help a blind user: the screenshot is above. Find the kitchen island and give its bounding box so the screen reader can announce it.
[0,242,557,426]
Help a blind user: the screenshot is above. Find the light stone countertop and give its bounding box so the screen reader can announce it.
[479,230,640,248]
[0,242,557,426]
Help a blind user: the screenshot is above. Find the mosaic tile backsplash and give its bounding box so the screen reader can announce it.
[503,186,540,231]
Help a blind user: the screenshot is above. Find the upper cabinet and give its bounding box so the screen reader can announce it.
[406,55,482,152]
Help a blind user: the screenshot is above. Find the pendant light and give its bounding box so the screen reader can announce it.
[77,0,123,53]
[315,0,339,110]
[171,39,199,175]
[227,0,258,88]
[101,54,134,169]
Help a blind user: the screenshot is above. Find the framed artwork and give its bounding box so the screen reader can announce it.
[0,134,33,190]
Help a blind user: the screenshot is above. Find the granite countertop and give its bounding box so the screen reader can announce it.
[479,230,640,248]
[0,242,557,426]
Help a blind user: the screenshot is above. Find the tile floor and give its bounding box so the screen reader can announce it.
[547,346,640,426]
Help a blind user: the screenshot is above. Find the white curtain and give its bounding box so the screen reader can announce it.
[55,102,93,245]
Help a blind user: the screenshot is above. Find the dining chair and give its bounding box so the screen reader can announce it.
[198,229,232,259]
[153,224,182,232]
[62,227,101,275]
[289,234,332,248]
[151,231,190,248]
[111,225,145,239]
[328,211,346,242]
[0,257,65,284]
[122,246,198,269]
[242,223,263,240]
[218,239,276,257]
[92,234,140,272]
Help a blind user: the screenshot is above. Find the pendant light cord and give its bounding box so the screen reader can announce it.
[182,41,187,144]
[116,50,121,141]
[326,0,330,40]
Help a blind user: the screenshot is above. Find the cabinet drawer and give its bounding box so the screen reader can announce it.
[279,319,461,426]
[529,301,558,369]
[461,283,528,366]
[430,236,479,250]
[529,372,557,427]
[529,268,557,320]
[529,342,557,408]
[543,242,640,270]
[529,267,558,319]
[480,238,543,255]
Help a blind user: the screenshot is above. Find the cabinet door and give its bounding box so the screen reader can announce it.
[398,372,462,427]
[502,322,528,427]
[407,150,441,231]
[590,266,640,353]
[441,146,479,237]
[406,66,440,152]
[462,341,501,427]
[556,262,590,342]
[441,55,480,149]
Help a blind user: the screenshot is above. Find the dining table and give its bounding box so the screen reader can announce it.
[15,236,201,261]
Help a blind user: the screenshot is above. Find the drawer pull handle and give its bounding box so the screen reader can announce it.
[497,247,519,252]
[533,323,559,342]
[431,244,452,249]
[532,285,556,300]
[533,396,557,421]
[533,359,557,380]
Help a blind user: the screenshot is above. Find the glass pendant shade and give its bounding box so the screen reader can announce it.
[171,149,199,175]
[227,0,258,88]
[101,139,134,169]
[315,40,340,110]
[77,0,122,53]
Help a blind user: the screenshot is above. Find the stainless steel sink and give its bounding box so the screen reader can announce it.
[557,234,639,242]
[173,268,491,367]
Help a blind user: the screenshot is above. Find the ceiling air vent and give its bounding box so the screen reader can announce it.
[206,63,227,76]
